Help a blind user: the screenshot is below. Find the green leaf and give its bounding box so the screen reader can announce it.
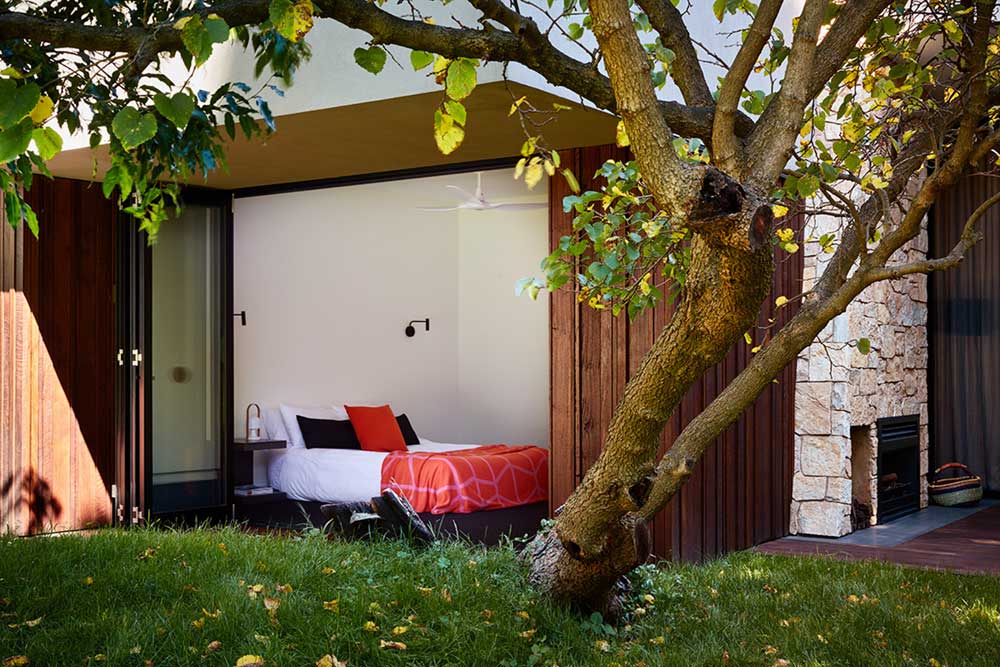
[713,0,726,21]
[178,14,229,65]
[21,201,38,238]
[31,127,62,160]
[857,337,871,355]
[568,23,584,40]
[410,50,434,71]
[588,261,611,283]
[180,15,210,64]
[0,118,34,163]
[797,173,820,198]
[269,0,313,42]
[433,109,464,155]
[5,190,21,230]
[153,92,196,131]
[112,108,158,151]
[443,100,466,126]
[561,168,580,194]
[354,46,387,74]
[102,165,121,199]
[204,16,231,43]
[0,81,40,131]
[445,59,477,101]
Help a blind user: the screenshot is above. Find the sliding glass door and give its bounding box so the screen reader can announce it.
[149,203,227,512]
[117,192,232,522]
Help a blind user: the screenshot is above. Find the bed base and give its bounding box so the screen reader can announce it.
[238,498,548,546]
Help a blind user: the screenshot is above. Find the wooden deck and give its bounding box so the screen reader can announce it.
[757,505,1000,575]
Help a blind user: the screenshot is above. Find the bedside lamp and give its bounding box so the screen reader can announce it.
[246,403,263,441]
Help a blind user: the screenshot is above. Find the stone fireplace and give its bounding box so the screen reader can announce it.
[789,216,930,538]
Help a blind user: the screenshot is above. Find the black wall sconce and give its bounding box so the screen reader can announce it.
[405,318,430,337]
[233,310,247,326]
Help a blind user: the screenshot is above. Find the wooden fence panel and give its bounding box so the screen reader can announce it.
[548,145,802,561]
[1,178,115,535]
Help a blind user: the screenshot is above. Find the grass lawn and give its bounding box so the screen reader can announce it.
[1,527,998,667]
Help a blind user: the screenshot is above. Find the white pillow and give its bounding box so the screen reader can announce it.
[262,408,289,442]
[279,404,349,449]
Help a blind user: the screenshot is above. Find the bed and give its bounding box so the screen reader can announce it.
[255,407,549,544]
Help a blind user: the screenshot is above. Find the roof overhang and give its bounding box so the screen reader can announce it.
[45,82,617,191]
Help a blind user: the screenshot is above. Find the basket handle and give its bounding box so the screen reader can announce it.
[931,462,979,480]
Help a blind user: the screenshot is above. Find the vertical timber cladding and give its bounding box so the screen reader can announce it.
[0,177,115,535]
[549,145,802,561]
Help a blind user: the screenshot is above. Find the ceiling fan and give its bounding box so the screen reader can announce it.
[417,172,547,212]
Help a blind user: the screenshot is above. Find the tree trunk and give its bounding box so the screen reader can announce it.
[528,188,775,616]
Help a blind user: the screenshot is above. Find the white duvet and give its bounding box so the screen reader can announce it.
[268,440,479,504]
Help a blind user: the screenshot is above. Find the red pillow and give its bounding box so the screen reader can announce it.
[345,405,408,452]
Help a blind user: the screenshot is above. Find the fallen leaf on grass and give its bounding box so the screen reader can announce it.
[322,600,339,612]
[3,657,29,666]
[773,660,790,667]
[378,641,406,651]
[203,641,221,656]
[275,583,293,593]
[520,629,537,640]
[202,608,221,619]
[322,567,336,575]
[362,621,379,633]
[763,645,779,656]
[82,577,94,586]
[316,656,346,667]
[137,547,157,561]
[391,626,408,636]
[235,656,265,667]
[595,640,610,652]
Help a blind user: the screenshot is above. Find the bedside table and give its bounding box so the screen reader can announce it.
[231,438,287,508]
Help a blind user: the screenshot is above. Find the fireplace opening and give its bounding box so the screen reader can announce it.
[850,426,874,531]
[876,415,921,523]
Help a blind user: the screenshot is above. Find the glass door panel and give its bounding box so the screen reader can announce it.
[149,205,225,513]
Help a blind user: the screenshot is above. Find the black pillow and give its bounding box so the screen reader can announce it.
[296,415,361,450]
[396,414,420,446]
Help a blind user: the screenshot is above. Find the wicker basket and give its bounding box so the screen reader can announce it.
[928,463,983,507]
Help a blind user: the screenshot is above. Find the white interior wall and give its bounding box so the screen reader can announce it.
[233,169,549,457]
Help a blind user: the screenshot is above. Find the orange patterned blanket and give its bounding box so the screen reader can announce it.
[380,445,549,514]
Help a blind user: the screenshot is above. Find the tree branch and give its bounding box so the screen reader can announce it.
[634,0,713,106]
[0,0,735,144]
[0,1,272,55]
[864,190,1000,281]
[712,0,782,174]
[744,0,829,188]
[587,0,695,212]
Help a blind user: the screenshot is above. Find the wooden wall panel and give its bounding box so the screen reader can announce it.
[1,178,115,535]
[549,145,802,561]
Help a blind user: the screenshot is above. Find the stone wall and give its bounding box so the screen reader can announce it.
[790,213,929,537]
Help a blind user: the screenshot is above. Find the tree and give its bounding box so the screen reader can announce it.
[3,0,1000,616]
